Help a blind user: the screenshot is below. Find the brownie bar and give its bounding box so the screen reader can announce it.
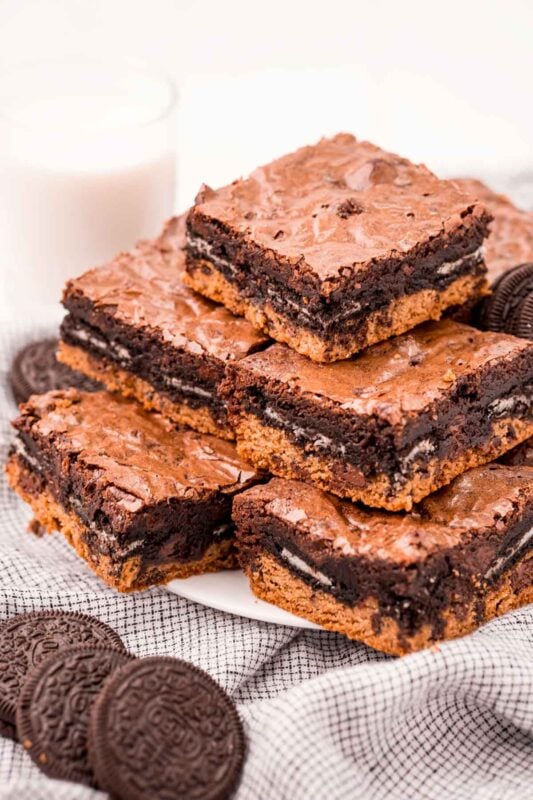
[234,467,533,655]
[222,320,533,511]
[185,134,491,362]
[5,390,261,592]
[59,215,269,440]
[452,178,533,284]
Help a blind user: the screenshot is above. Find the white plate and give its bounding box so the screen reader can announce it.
[167,570,320,629]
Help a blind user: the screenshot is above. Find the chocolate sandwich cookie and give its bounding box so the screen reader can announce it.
[223,319,533,511]
[0,611,125,726]
[10,338,100,405]
[59,215,269,440]
[17,645,133,786]
[6,389,261,592]
[89,657,245,800]
[185,133,491,363]
[234,465,533,655]
[479,263,533,340]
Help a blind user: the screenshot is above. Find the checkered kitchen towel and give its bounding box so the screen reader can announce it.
[1,308,533,799]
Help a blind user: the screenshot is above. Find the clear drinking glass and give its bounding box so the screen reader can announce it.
[0,59,177,319]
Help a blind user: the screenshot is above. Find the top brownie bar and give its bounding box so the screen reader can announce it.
[185,134,492,362]
[452,178,533,283]
[59,215,269,440]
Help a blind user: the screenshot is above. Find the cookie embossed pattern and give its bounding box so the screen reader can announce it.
[89,657,245,800]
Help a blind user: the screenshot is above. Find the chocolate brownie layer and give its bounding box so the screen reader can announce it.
[60,216,269,440]
[6,390,260,591]
[222,320,533,510]
[234,468,533,655]
[186,134,491,362]
[452,178,533,284]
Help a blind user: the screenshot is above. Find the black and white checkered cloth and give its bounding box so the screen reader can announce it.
[1,303,533,799]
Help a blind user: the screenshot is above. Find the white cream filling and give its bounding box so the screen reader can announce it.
[69,323,215,402]
[69,325,132,363]
[263,406,347,457]
[68,496,145,558]
[488,394,531,418]
[402,439,436,466]
[12,436,41,471]
[188,234,485,323]
[485,525,533,581]
[163,375,213,400]
[280,547,333,587]
[435,246,484,276]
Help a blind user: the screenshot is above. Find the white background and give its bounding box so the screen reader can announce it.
[1,0,532,209]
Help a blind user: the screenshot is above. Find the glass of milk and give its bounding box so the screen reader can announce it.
[0,59,177,320]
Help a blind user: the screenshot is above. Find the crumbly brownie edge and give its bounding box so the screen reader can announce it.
[6,456,238,591]
[58,342,234,440]
[231,412,533,510]
[241,551,533,655]
[184,261,487,361]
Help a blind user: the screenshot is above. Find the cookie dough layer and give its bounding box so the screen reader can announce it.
[243,551,533,656]
[58,341,231,440]
[184,260,487,363]
[6,456,237,592]
[231,411,533,511]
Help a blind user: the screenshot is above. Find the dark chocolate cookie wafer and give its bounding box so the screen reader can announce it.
[479,262,533,339]
[89,657,245,800]
[508,292,533,340]
[17,645,133,786]
[0,611,125,725]
[10,338,101,405]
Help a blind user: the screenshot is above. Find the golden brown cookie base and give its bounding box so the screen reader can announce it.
[243,551,533,656]
[6,456,237,593]
[58,341,234,440]
[184,260,488,363]
[231,412,533,510]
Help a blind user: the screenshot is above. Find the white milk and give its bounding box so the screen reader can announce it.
[0,62,177,319]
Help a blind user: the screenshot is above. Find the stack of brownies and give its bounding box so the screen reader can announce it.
[7,134,533,656]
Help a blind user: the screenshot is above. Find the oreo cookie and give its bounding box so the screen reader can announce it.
[17,645,132,786]
[89,657,245,800]
[9,338,101,405]
[479,262,533,340]
[0,611,125,725]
